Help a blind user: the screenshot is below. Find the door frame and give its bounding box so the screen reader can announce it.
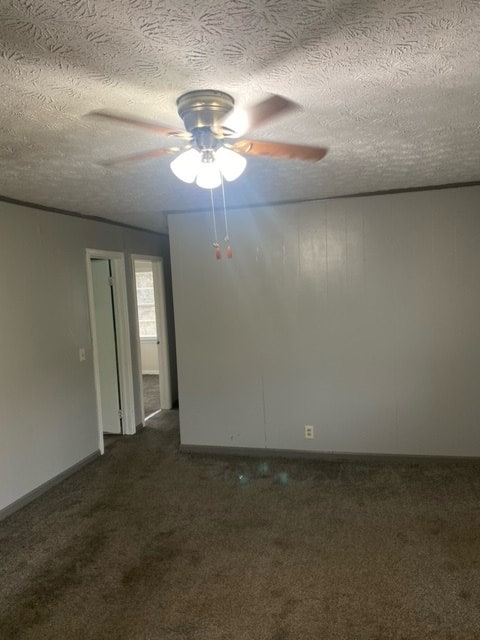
[132,254,172,423]
[86,249,136,453]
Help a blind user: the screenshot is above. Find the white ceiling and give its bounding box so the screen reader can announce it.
[1,0,480,234]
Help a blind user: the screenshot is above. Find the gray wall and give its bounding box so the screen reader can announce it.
[169,186,480,457]
[0,201,175,512]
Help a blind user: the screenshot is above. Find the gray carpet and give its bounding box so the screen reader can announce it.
[1,411,480,639]
[143,374,160,416]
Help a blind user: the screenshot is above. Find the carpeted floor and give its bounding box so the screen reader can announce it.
[142,374,160,416]
[1,411,480,639]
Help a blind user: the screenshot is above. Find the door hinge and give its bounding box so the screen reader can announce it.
[118,409,123,419]
[108,276,114,287]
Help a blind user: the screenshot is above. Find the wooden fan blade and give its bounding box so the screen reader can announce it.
[243,95,299,133]
[88,110,189,138]
[233,139,328,162]
[100,147,179,167]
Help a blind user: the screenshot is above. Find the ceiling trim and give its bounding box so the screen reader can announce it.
[2,179,479,234]
[164,180,480,215]
[0,194,168,237]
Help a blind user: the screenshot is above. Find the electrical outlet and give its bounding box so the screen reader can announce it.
[79,348,86,362]
[304,425,314,439]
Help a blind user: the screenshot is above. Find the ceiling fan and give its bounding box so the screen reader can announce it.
[89,90,328,189]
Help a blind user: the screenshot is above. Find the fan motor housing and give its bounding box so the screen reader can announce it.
[176,90,234,133]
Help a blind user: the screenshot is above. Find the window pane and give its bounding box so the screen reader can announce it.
[137,287,154,304]
[136,270,157,338]
[138,306,156,322]
[140,321,157,338]
[136,272,153,288]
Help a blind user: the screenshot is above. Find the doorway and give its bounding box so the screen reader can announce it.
[132,256,172,423]
[86,249,135,453]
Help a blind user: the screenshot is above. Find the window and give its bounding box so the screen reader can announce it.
[135,270,157,338]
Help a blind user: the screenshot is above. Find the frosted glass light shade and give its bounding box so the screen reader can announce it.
[196,161,221,189]
[170,148,201,183]
[216,147,247,182]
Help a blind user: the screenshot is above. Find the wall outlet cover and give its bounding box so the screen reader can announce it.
[305,425,314,439]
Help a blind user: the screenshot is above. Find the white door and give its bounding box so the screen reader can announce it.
[91,259,122,434]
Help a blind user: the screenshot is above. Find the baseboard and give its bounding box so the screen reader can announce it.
[0,450,101,523]
[179,444,480,464]
[179,443,381,461]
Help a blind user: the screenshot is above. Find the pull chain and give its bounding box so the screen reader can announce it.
[221,176,232,259]
[210,188,221,259]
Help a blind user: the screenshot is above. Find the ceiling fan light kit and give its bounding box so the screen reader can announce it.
[170,145,247,189]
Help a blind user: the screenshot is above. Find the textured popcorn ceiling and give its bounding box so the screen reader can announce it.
[1,0,480,233]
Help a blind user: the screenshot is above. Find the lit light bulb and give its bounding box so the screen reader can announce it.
[216,147,247,182]
[196,159,221,189]
[170,148,201,183]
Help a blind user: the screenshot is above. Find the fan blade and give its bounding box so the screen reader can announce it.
[100,147,179,167]
[216,95,298,137]
[88,110,189,138]
[243,95,298,133]
[233,139,328,162]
